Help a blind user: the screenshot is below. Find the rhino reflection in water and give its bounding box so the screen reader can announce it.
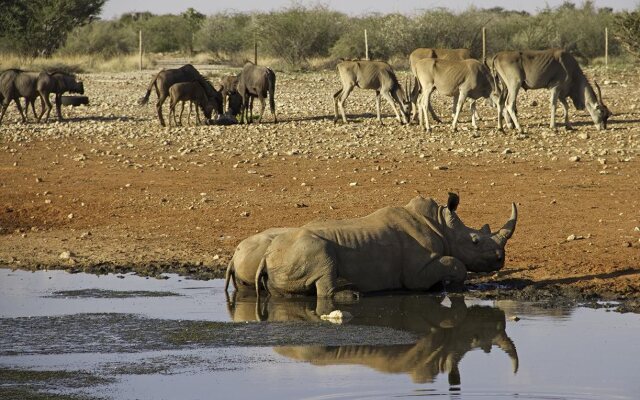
[228,293,518,385]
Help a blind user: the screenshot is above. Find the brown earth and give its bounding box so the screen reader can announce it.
[1,65,639,308]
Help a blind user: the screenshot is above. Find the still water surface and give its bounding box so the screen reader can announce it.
[0,269,639,399]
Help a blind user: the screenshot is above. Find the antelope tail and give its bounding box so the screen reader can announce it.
[267,68,277,120]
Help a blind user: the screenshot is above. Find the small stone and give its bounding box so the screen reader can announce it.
[349,182,358,187]
[59,251,73,260]
[569,156,580,162]
[510,316,521,322]
[44,199,52,204]
[502,148,513,155]
[213,254,220,260]
[240,211,250,217]
[67,213,74,219]
[634,226,640,232]
[433,166,448,170]
[294,203,308,208]
[597,158,607,165]
[622,242,632,248]
[578,133,590,140]
[80,232,91,239]
[567,234,576,241]
[35,177,42,183]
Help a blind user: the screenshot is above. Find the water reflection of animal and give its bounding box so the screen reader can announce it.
[227,292,519,385]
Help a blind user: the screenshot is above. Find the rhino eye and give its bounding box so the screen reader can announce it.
[471,234,480,244]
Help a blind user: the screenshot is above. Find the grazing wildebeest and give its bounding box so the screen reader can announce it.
[492,49,611,132]
[168,81,215,126]
[255,193,517,299]
[409,48,474,123]
[236,62,277,124]
[0,69,27,124]
[138,64,223,126]
[414,58,502,132]
[36,71,84,122]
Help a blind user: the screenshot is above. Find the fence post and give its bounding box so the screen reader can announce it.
[138,29,143,71]
[482,27,486,62]
[605,27,609,68]
[364,29,369,60]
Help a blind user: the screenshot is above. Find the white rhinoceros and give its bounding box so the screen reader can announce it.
[255,194,517,299]
[225,227,294,291]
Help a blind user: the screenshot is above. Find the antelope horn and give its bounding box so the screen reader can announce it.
[493,332,519,373]
[494,203,517,246]
[594,80,603,105]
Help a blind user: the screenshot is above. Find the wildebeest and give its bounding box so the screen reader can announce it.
[333,60,411,124]
[414,58,502,132]
[236,62,277,124]
[255,193,517,299]
[168,81,215,126]
[37,71,84,122]
[409,48,473,123]
[138,64,223,126]
[0,69,28,124]
[492,49,611,131]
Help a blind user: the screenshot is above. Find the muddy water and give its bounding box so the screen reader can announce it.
[1,269,639,400]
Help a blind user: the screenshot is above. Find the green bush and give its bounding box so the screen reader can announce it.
[195,13,253,55]
[60,21,137,56]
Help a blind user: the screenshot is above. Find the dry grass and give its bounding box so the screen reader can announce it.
[0,54,158,73]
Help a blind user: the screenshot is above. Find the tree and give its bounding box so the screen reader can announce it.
[181,7,205,55]
[614,10,640,59]
[0,0,106,57]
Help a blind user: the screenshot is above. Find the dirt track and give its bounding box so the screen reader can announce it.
[1,66,639,305]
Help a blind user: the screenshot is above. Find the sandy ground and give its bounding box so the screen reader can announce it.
[1,65,639,304]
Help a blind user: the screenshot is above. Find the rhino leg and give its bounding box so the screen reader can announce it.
[403,256,467,291]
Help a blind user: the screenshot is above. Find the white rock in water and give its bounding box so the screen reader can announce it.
[320,310,353,324]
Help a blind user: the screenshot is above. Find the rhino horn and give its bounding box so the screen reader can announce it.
[494,203,517,246]
[493,332,519,373]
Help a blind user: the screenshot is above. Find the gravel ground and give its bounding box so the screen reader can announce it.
[1,64,639,305]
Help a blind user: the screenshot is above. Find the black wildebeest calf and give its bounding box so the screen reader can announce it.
[168,81,215,126]
[139,64,222,126]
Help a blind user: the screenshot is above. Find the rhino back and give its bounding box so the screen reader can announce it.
[301,207,444,292]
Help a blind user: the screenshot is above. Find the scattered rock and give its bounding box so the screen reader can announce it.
[569,156,580,162]
[59,251,73,260]
[349,182,358,187]
[294,203,308,208]
[567,234,577,241]
[622,242,632,248]
[240,211,250,217]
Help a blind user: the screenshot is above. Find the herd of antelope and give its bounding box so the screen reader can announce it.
[0,48,611,131]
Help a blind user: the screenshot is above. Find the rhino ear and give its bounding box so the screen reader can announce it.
[447,192,459,212]
[480,224,491,234]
